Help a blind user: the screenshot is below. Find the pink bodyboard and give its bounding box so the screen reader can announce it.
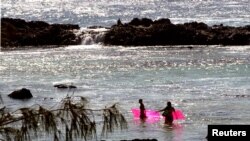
[172,109,185,120]
[131,108,160,123]
[131,108,160,118]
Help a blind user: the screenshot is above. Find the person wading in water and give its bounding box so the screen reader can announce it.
[139,99,147,119]
[159,101,175,125]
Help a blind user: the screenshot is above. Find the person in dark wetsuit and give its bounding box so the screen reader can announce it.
[139,99,147,119]
[159,101,175,125]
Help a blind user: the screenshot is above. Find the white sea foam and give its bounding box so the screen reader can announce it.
[73,28,108,45]
[64,44,102,50]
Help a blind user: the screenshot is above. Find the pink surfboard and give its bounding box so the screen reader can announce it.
[131,108,185,121]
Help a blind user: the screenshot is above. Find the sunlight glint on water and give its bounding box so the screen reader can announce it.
[1,0,250,27]
[1,0,250,140]
[0,45,250,140]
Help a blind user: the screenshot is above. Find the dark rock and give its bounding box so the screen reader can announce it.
[1,18,81,48]
[68,85,77,89]
[104,18,250,46]
[120,139,157,141]
[8,88,33,99]
[87,26,108,29]
[154,18,171,25]
[54,84,77,89]
[54,84,68,89]
[28,21,50,28]
[52,24,80,30]
[117,18,123,26]
[184,21,209,30]
[128,18,153,27]
[132,139,157,141]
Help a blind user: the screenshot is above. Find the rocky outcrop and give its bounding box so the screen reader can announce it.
[8,88,33,99]
[104,18,250,46]
[1,18,81,48]
[2,18,250,47]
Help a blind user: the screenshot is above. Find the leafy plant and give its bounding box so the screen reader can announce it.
[0,95,127,141]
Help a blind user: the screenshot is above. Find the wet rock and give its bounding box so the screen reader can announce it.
[120,139,157,141]
[1,18,81,48]
[87,25,109,29]
[117,18,123,26]
[54,84,77,89]
[104,18,250,46]
[127,18,153,27]
[154,18,171,25]
[8,88,33,99]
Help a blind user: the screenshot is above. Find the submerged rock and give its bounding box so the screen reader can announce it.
[8,88,33,99]
[104,18,250,46]
[121,139,157,141]
[54,84,77,89]
[1,18,81,48]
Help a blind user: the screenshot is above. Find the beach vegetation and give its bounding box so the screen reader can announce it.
[0,95,127,141]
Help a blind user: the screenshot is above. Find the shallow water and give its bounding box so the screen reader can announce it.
[0,45,250,140]
[1,0,250,140]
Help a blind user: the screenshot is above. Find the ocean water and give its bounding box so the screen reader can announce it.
[1,0,250,141]
[1,0,250,27]
[1,45,250,141]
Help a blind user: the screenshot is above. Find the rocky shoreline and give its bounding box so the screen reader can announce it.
[1,18,81,48]
[104,18,250,46]
[1,18,250,47]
